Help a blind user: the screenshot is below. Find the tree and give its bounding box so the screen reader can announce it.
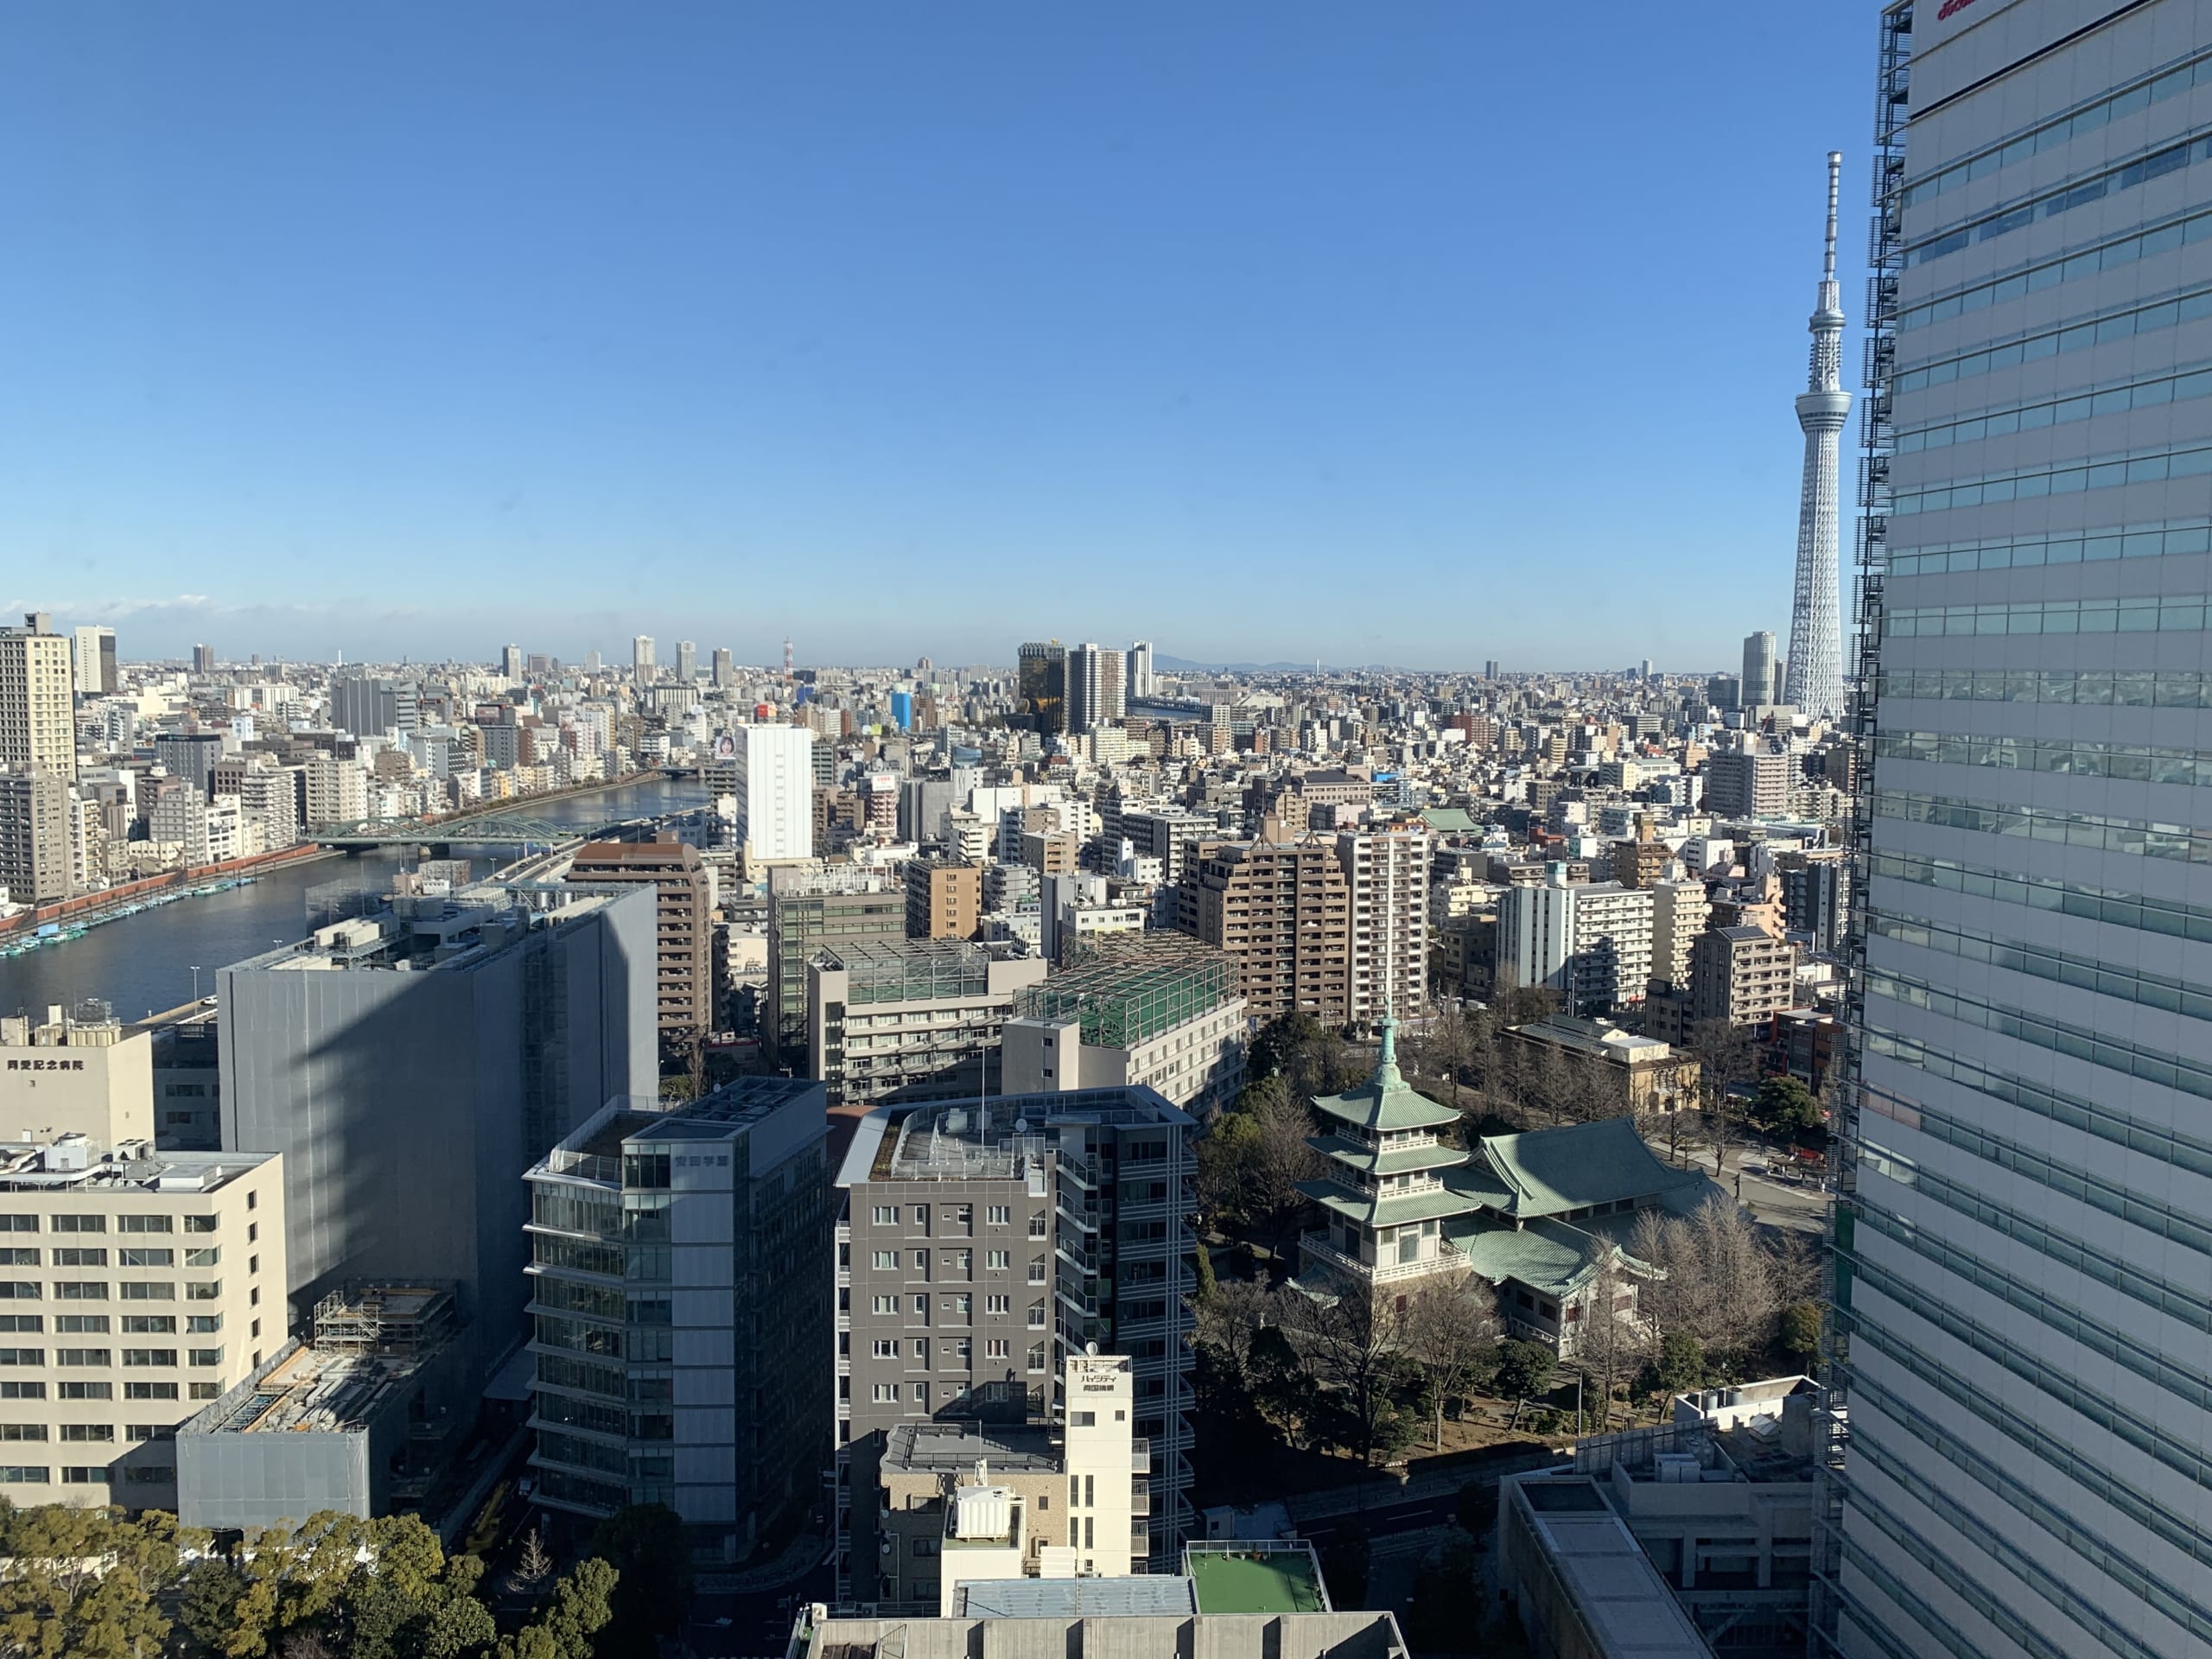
[1780,1302,1823,1362]
[1571,1251,1637,1433]
[1630,1197,1779,1371]
[1278,1271,1411,1469]
[1751,1076,1822,1137]
[1192,1277,1277,1388]
[1491,1339,1556,1403]
[0,1507,190,1659]
[589,1506,688,1658]
[513,1525,554,1592]
[1191,1238,1218,1303]
[1401,1276,1502,1449]
[1637,1331,1706,1415]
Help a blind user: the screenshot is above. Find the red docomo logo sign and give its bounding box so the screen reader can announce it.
[1936,0,1982,20]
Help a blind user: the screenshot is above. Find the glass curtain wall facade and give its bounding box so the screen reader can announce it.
[1823,4,2212,1657]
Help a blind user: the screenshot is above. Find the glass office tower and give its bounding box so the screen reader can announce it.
[1824,3,2212,1656]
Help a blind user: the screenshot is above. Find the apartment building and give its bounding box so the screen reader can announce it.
[1702,745,1795,820]
[1336,824,1432,1025]
[525,1080,829,1557]
[1497,868,1656,1017]
[0,773,71,907]
[1185,834,1351,1025]
[1000,936,1247,1117]
[806,941,1047,1111]
[1649,880,1712,995]
[0,615,77,780]
[766,868,906,1068]
[566,836,715,1045]
[833,1088,1197,1597]
[1688,925,1796,1032]
[0,1135,283,1514]
[905,858,982,942]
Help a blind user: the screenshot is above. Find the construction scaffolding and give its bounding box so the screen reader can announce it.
[312,1282,460,1356]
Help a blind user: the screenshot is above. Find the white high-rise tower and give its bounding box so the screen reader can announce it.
[1786,151,1849,719]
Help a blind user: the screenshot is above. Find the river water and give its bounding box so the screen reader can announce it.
[0,779,713,1024]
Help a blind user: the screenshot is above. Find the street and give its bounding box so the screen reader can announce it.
[1662,1141,1832,1234]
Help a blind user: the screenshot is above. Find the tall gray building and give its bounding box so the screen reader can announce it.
[1824,5,2212,1656]
[1740,629,1781,709]
[833,1089,1197,1601]
[526,1079,830,1557]
[218,881,657,1386]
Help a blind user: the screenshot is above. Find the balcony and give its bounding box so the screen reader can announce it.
[1300,1230,1465,1286]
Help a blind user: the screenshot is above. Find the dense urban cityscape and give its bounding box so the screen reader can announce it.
[2,2,2207,1658]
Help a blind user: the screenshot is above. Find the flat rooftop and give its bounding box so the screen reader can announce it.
[0,1144,274,1197]
[884,1420,1058,1476]
[953,1577,1198,1618]
[196,1344,425,1437]
[1508,1476,1712,1658]
[1184,1544,1329,1615]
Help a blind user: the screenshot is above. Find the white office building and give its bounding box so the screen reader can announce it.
[1825,5,2212,1657]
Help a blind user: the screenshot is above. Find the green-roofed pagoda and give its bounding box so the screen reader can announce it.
[1296,1018,1721,1355]
[1297,1017,1482,1286]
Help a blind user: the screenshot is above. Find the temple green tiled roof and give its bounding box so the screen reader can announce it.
[1307,1018,1460,1132]
[1420,807,1480,835]
[1475,1116,1700,1221]
[1299,1180,1482,1230]
[1446,1215,1618,1298]
[1311,1134,1468,1175]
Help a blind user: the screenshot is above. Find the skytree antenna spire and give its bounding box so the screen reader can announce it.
[1786,150,1850,720]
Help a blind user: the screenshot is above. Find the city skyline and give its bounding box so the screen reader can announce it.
[3,5,1864,669]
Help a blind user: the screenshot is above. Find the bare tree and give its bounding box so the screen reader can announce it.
[1630,1197,1779,1370]
[1400,1275,1502,1449]
[1529,1044,1575,1128]
[1765,1226,1822,1309]
[514,1522,553,1591]
[1192,1277,1279,1386]
[1571,1250,1637,1433]
[1278,1271,1408,1469]
[1571,1059,1630,1127]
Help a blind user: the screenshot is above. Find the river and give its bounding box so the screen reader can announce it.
[0,778,713,1024]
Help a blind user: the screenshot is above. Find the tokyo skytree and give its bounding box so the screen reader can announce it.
[1786,151,1850,719]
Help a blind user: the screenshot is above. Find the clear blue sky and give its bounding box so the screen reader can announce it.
[2,3,1870,671]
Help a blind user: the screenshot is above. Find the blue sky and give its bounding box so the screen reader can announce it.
[2,3,1870,671]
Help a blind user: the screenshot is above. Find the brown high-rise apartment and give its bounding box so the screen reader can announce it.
[904,857,982,941]
[1688,925,1796,1029]
[1186,830,1351,1025]
[567,835,714,1045]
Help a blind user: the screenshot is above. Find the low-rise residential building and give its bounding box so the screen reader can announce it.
[1000,936,1246,1116]
[0,1135,283,1514]
[525,1079,830,1558]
